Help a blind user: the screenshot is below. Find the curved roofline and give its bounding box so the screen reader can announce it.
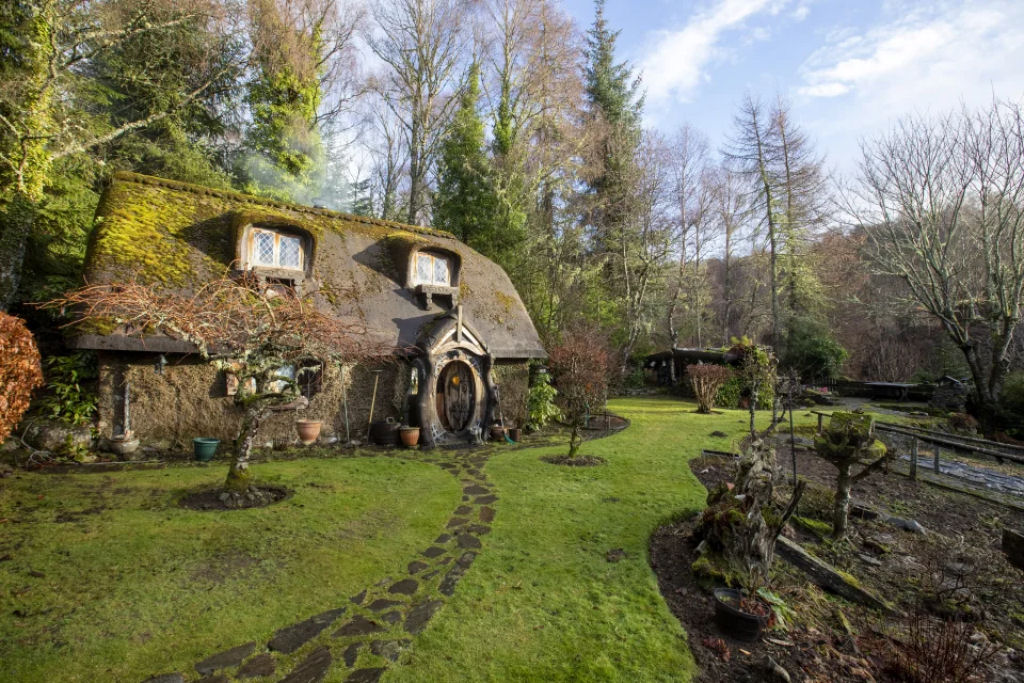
[108,171,457,241]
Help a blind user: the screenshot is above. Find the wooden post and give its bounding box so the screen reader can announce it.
[934,445,941,473]
[910,437,918,480]
[367,370,382,438]
[817,413,824,434]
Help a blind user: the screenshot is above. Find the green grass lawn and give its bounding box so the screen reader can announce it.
[2,397,838,682]
[390,397,798,683]
[1,458,459,682]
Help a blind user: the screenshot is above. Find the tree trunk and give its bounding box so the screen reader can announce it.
[832,462,852,539]
[227,405,265,492]
[568,423,582,457]
[0,196,34,311]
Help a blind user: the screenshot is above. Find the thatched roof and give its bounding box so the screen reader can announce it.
[74,172,545,359]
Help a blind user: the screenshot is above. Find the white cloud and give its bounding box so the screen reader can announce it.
[798,1,1024,109]
[638,0,794,105]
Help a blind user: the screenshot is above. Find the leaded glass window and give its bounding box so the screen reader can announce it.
[414,251,452,286]
[250,228,304,270]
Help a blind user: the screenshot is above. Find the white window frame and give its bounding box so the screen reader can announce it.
[250,228,304,270]
[414,251,452,286]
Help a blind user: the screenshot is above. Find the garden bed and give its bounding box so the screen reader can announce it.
[651,449,1024,682]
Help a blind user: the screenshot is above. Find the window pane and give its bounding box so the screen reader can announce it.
[279,235,301,269]
[417,253,432,283]
[253,231,275,265]
[433,256,450,285]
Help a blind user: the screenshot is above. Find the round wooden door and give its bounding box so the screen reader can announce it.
[438,361,475,432]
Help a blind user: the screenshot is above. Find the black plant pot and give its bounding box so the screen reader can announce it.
[712,587,767,642]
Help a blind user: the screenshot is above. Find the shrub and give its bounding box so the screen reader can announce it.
[781,315,848,381]
[1000,371,1024,415]
[687,364,733,413]
[40,352,98,426]
[548,326,611,457]
[0,313,44,442]
[715,375,774,410]
[526,371,561,430]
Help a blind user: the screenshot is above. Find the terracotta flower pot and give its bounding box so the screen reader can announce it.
[296,419,322,445]
[490,425,507,442]
[399,426,421,448]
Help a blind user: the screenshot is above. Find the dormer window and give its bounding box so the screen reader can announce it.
[251,228,304,270]
[415,251,452,286]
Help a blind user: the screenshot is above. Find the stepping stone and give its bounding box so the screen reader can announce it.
[434,534,452,544]
[479,506,495,523]
[196,676,229,683]
[347,669,385,683]
[370,639,410,662]
[466,524,490,535]
[473,495,497,505]
[456,552,477,569]
[463,485,489,495]
[461,495,469,502]
[279,646,331,683]
[268,609,345,654]
[343,642,362,667]
[195,642,256,675]
[350,590,366,605]
[437,556,453,565]
[407,560,429,575]
[381,610,402,624]
[421,570,440,580]
[421,546,445,558]
[446,517,469,529]
[388,578,418,595]
[439,567,463,596]
[405,600,443,635]
[143,675,185,683]
[368,598,402,612]
[334,615,384,637]
[236,654,275,679]
[457,534,481,549]
[455,505,473,515]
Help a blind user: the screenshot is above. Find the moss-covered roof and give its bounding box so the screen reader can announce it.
[79,172,545,359]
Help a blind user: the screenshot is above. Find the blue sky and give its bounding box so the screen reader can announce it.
[560,0,1024,172]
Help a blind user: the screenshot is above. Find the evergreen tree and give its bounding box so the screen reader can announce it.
[433,64,498,248]
[242,0,325,201]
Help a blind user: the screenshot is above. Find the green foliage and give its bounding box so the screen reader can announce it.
[583,0,643,133]
[39,352,98,427]
[1000,371,1024,415]
[434,64,504,254]
[526,371,561,430]
[781,315,848,380]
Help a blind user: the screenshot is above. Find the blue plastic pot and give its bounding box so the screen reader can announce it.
[193,438,220,462]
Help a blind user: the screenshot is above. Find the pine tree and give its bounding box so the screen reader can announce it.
[433,64,497,247]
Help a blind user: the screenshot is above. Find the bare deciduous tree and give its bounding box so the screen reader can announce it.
[49,276,391,492]
[367,0,468,225]
[855,99,1024,421]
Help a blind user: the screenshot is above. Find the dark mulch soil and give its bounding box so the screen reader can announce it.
[540,455,607,467]
[651,449,1024,683]
[179,485,291,511]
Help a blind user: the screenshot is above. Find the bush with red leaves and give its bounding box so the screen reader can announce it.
[0,313,43,442]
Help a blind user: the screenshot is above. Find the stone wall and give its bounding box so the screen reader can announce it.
[493,361,529,429]
[97,352,404,449]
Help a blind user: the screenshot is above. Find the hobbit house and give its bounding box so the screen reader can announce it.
[72,172,545,449]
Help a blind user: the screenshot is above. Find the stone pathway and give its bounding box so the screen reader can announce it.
[142,450,498,683]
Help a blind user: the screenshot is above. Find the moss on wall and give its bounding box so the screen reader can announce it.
[96,354,401,449]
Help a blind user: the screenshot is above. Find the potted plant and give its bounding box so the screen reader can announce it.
[193,437,220,462]
[712,587,771,642]
[398,424,420,448]
[296,419,322,445]
[489,423,507,442]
